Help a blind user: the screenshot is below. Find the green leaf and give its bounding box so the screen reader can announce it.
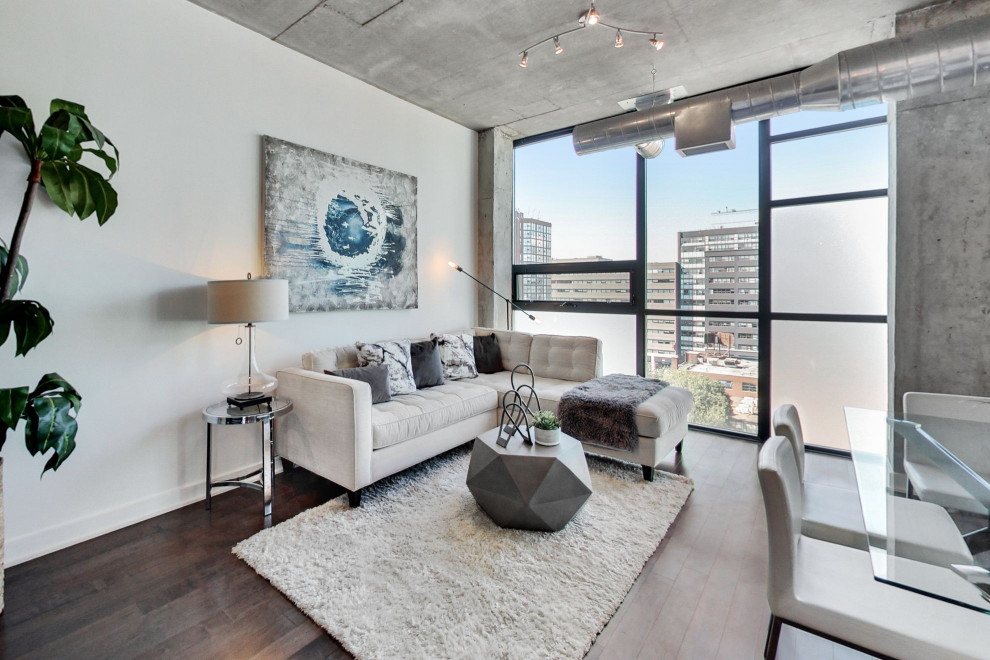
[49,99,86,118]
[39,123,79,161]
[68,164,97,219]
[30,373,81,410]
[0,386,29,443]
[40,161,73,214]
[82,147,117,176]
[0,103,36,154]
[0,240,29,295]
[46,102,118,174]
[24,372,81,475]
[1,96,28,109]
[40,162,117,222]
[81,165,118,224]
[0,299,54,355]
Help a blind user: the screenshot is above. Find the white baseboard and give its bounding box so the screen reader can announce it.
[5,459,287,567]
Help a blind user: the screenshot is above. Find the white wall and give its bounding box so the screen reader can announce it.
[0,0,478,564]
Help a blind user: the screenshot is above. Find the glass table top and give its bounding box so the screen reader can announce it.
[844,407,990,614]
[203,398,293,425]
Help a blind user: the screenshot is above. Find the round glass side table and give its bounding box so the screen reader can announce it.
[202,398,293,518]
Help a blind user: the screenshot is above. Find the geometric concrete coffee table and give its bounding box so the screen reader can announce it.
[467,427,593,532]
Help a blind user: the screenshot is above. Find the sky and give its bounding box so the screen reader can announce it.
[513,104,889,264]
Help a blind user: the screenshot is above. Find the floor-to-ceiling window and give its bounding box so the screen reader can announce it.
[644,122,759,434]
[511,103,889,450]
[512,133,638,374]
[767,107,889,450]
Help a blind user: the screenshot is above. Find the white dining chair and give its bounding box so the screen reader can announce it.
[773,404,972,567]
[902,392,990,517]
[758,435,990,659]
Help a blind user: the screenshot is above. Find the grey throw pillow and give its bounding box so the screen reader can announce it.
[326,365,392,404]
[410,339,445,388]
[473,333,503,374]
[432,332,478,380]
[356,340,417,395]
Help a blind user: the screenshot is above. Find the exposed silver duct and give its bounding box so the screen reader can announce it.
[573,14,990,156]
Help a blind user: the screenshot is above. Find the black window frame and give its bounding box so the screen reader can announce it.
[511,114,888,450]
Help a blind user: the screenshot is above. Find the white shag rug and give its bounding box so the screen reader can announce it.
[234,447,693,660]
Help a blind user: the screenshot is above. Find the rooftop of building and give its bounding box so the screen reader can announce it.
[683,359,759,379]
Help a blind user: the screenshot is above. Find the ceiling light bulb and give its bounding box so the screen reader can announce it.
[614,30,624,48]
[520,51,528,67]
[554,36,563,54]
[586,3,599,25]
[650,34,665,51]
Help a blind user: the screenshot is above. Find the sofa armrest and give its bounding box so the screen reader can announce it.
[275,367,374,491]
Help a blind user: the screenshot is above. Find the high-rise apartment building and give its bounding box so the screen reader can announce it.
[677,225,759,361]
[646,262,680,370]
[513,212,552,300]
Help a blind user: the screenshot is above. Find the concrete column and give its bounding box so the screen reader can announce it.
[477,127,514,330]
[893,0,990,405]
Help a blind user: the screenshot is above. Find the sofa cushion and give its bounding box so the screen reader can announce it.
[371,381,497,450]
[326,365,391,404]
[528,334,602,382]
[432,333,478,380]
[473,371,578,415]
[473,372,692,439]
[474,328,532,371]
[410,339,445,388]
[473,333,503,374]
[357,340,417,395]
[303,345,360,373]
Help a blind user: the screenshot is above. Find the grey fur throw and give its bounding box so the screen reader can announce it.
[558,374,668,451]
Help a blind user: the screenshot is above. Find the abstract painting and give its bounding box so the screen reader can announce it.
[263,136,418,312]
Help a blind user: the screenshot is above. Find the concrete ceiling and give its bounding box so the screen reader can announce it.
[187,0,930,138]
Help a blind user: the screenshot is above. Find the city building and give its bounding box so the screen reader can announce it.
[646,262,681,370]
[551,256,629,303]
[677,225,759,361]
[513,212,552,300]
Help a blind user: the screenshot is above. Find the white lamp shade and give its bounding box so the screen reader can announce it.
[207,279,289,324]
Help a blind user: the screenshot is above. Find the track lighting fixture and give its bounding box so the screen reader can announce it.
[518,4,664,68]
[586,3,600,25]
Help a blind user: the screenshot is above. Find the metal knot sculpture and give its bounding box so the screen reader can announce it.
[496,364,542,448]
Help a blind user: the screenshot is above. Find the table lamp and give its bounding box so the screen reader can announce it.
[448,261,540,330]
[207,275,289,407]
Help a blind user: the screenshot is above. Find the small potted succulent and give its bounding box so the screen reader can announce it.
[532,410,561,446]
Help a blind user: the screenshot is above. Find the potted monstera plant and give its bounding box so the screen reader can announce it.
[0,96,119,612]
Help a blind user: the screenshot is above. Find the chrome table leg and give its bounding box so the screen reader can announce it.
[262,417,273,518]
[206,423,212,511]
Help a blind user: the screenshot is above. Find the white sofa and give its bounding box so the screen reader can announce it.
[275,328,693,506]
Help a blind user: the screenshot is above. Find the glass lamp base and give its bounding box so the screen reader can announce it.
[222,323,278,401]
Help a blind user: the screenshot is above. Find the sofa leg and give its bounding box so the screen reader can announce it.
[764,614,782,659]
[675,440,683,453]
[347,489,363,508]
[642,465,656,482]
[280,458,294,472]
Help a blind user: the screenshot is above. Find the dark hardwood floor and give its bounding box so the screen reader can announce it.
[0,433,871,659]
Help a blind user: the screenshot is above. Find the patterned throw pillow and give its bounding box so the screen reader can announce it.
[431,333,478,380]
[356,340,417,396]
